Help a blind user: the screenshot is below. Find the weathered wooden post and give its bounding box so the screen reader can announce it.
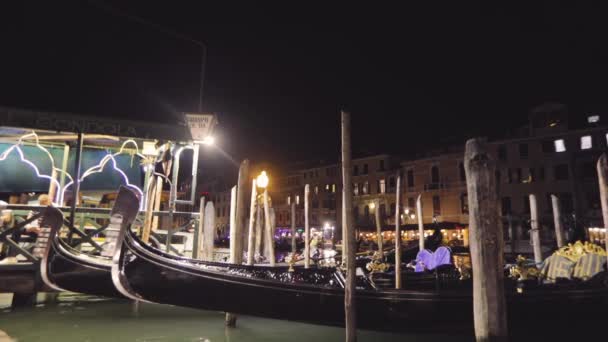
[597,154,608,254]
[394,175,402,289]
[152,176,163,230]
[416,194,424,251]
[228,186,238,263]
[374,199,383,253]
[263,189,275,266]
[341,110,357,342]
[464,138,508,341]
[506,214,515,254]
[233,160,250,264]
[226,183,240,328]
[291,201,297,255]
[141,179,157,244]
[193,196,205,259]
[255,199,263,258]
[529,194,543,264]
[550,194,565,248]
[202,201,215,261]
[247,179,258,265]
[304,184,311,269]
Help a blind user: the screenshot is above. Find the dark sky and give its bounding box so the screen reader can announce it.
[2,2,607,169]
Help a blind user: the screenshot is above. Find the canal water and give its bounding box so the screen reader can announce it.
[0,293,471,342]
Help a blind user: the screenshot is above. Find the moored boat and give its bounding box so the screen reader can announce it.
[111,187,608,335]
[41,187,140,299]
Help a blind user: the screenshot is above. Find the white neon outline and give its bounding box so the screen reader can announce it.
[0,132,73,205]
[62,154,144,208]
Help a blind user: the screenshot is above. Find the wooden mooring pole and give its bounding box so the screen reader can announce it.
[464,138,508,342]
[550,194,566,248]
[374,199,383,253]
[304,184,311,269]
[202,201,215,262]
[416,194,424,251]
[529,194,543,264]
[291,202,297,255]
[341,110,357,342]
[263,189,275,266]
[597,154,608,255]
[247,179,258,265]
[226,160,249,327]
[394,175,402,289]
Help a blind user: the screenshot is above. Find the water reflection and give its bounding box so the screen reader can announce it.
[0,293,469,342]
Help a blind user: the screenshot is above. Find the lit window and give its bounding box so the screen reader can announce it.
[379,179,386,194]
[581,136,592,150]
[588,115,600,123]
[287,196,291,205]
[314,186,318,194]
[332,184,336,193]
[554,139,566,152]
[296,195,300,205]
[362,181,369,195]
[354,183,359,196]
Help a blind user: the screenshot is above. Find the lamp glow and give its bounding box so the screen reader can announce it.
[256,171,269,189]
[201,136,215,146]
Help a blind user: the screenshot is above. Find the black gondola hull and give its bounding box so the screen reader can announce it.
[45,238,123,298]
[115,228,608,334]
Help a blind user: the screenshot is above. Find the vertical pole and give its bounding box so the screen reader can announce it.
[374,199,383,253]
[507,214,515,254]
[47,168,58,204]
[193,196,205,259]
[152,176,162,230]
[596,154,608,256]
[341,110,357,342]
[247,179,258,265]
[416,194,424,251]
[304,184,310,269]
[228,186,238,263]
[234,160,250,265]
[464,138,508,341]
[342,191,348,266]
[529,194,543,264]
[59,144,70,204]
[227,159,248,328]
[255,199,263,257]
[291,202,297,255]
[263,189,275,266]
[394,176,402,289]
[141,179,156,244]
[68,132,84,244]
[202,201,215,262]
[550,194,565,248]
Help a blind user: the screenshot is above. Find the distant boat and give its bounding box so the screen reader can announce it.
[111,187,608,334]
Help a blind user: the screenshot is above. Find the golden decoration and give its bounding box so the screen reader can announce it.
[509,255,540,281]
[365,251,389,273]
[554,241,607,262]
[453,253,472,280]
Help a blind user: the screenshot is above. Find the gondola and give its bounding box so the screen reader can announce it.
[41,187,140,299]
[111,189,608,335]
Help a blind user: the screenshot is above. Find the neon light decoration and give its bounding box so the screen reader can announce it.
[62,139,146,209]
[0,132,73,205]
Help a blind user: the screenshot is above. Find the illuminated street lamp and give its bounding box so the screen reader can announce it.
[201,136,215,146]
[256,171,269,189]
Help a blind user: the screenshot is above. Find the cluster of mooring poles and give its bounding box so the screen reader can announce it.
[185,113,608,342]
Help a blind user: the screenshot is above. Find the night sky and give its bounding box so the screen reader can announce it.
[2,2,607,170]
